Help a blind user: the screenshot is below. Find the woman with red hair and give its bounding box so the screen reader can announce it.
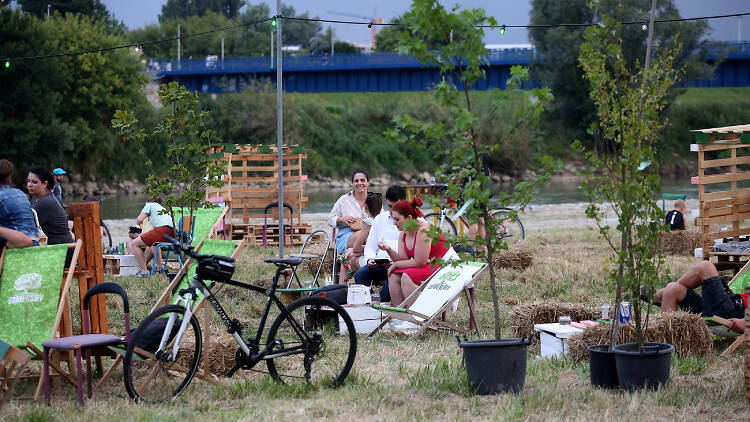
[377,197,449,306]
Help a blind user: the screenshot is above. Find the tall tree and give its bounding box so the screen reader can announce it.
[529,0,717,146]
[0,9,150,178]
[159,0,245,22]
[309,27,360,55]
[374,16,406,52]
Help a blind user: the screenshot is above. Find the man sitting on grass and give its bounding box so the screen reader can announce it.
[650,260,746,333]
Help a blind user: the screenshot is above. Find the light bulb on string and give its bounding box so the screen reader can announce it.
[4,59,10,69]
[499,25,506,36]
[271,17,277,27]
[134,43,141,53]
[641,23,648,31]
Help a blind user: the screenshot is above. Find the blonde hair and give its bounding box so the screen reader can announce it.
[674,200,686,210]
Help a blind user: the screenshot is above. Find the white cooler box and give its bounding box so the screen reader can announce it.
[533,323,583,358]
[338,304,386,334]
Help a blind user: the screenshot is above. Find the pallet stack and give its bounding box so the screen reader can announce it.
[206,144,322,246]
[692,124,750,272]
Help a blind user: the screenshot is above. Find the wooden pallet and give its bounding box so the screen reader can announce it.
[243,232,325,247]
[693,125,750,271]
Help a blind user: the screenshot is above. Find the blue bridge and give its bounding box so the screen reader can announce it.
[154,42,750,93]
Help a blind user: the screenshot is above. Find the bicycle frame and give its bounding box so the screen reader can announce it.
[163,264,315,373]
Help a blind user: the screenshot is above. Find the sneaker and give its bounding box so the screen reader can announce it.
[136,270,150,277]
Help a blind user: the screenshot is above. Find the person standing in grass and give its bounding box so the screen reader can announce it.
[52,167,66,205]
[126,199,174,276]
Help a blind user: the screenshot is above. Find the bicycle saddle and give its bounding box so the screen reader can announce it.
[264,256,304,266]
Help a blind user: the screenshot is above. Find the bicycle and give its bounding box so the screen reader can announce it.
[122,236,357,403]
[422,190,525,244]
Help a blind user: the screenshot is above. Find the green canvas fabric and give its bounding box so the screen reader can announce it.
[730,271,750,294]
[0,338,10,358]
[172,206,225,246]
[170,238,237,311]
[0,244,68,349]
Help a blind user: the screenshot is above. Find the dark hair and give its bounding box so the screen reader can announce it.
[0,159,14,185]
[385,185,407,202]
[351,169,369,182]
[391,197,424,219]
[28,166,55,192]
[365,192,383,217]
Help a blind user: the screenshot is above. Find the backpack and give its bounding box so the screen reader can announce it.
[311,284,348,305]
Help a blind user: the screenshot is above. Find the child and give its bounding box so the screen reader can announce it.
[664,199,686,231]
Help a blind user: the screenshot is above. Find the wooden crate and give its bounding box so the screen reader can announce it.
[693,124,750,272]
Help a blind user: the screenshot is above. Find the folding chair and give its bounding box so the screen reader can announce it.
[152,215,197,276]
[368,261,487,339]
[287,229,331,288]
[0,338,30,410]
[42,282,130,406]
[0,241,82,401]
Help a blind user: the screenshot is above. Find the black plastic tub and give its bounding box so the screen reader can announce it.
[459,338,530,395]
[587,344,619,389]
[612,342,673,391]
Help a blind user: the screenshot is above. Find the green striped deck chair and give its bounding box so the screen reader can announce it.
[0,241,82,400]
[368,261,487,339]
[172,206,229,247]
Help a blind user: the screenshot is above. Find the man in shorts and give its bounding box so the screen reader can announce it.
[126,200,175,276]
[653,260,747,333]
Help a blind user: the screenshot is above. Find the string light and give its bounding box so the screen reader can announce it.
[134,43,141,53]
[5,12,750,63]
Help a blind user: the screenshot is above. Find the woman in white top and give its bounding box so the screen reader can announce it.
[328,169,372,281]
[345,191,383,273]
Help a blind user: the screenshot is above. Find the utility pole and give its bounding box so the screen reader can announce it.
[275,2,284,258]
[739,16,742,43]
[177,24,181,69]
[47,4,50,17]
[331,28,335,57]
[221,36,224,67]
[270,30,274,69]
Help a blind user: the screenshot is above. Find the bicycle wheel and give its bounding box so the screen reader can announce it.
[123,304,202,403]
[490,209,525,244]
[266,296,356,387]
[423,212,457,239]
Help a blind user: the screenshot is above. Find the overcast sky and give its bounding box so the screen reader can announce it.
[101,0,749,46]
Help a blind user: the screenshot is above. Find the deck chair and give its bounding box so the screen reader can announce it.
[0,338,31,410]
[368,261,487,339]
[0,241,82,401]
[100,237,247,389]
[703,265,750,357]
[173,206,229,247]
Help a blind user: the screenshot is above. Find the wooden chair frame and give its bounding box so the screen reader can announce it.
[368,262,487,339]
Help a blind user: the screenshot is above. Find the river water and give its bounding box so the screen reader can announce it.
[98,176,698,220]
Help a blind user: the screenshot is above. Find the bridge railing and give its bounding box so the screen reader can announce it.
[152,48,537,75]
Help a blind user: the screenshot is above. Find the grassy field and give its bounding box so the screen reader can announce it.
[4,204,749,421]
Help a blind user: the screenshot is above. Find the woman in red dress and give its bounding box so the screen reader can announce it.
[377,197,449,306]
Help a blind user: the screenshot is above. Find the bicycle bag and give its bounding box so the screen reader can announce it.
[311,284,347,305]
[133,317,181,353]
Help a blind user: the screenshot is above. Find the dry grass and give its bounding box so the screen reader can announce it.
[659,230,703,256]
[4,206,749,421]
[567,311,714,362]
[510,301,600,339]
[493,241,534,271]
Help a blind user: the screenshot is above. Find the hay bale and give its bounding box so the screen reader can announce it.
[566,311,713,362]
[493,241,534,271]
[177,330,240,377]
[510,301,600,339]
[299,244,334,276]
[658,230,703,256]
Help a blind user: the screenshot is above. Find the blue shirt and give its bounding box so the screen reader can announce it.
[0,184,39,240]
[52,183,63,204]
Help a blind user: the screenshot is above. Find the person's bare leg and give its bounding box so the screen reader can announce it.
[144,246,155,269]
[660,260,717,311]
[400,274,420,307]
[127,236,147,271]
[389,273,404,306]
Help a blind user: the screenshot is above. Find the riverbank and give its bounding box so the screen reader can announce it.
[104,198,701,247]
